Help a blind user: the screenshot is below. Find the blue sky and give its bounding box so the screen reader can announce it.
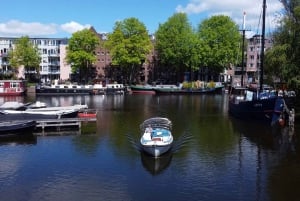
[0,0,283,38]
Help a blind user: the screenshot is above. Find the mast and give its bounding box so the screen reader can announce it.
[259,0,266,91]
[241,12,246,87]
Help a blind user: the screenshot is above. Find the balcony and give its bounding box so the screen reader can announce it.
[48,61,60,66]
[40,70,60,75]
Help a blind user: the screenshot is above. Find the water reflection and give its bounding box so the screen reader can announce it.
[141,151,172,175]
[229,117,296,152]
[127,131,192,176]
[0,96,25,104]
[0,134,37,146]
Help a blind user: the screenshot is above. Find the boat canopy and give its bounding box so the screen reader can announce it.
[140,117,172,131]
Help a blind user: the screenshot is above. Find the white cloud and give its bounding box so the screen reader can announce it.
[60,21,91,34]
[0,20,91,37]
[176,0,284,31]
[0,20,58,37]
[176,1,209,14]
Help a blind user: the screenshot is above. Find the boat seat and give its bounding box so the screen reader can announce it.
[143,132,152,141]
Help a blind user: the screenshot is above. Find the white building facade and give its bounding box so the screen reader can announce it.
[0,37,71,83]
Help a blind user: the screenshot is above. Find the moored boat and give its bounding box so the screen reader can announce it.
[105,83,126,95]
[140,117,173,157]
[25,104,88,112]
[78,110,97,118]
[27,101,47,109]
[36,83,126,95]
[0,108,78,121]
[0,80,26,96]
[0,101,30,110]
[228,86,296,125]
[130,84,180,95]
[36,84,94,95]
[228,0,296,127]
[154,85,224,95]
[0,120,36,136]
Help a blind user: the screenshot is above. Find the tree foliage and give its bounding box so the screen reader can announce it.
[155,13,198,74]
[66,28,100,84]
[197,15,241,73]
[265,0,300,90]
[9,36,40,81]
[105,17,152,83]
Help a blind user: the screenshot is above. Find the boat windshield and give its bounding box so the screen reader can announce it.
[140,117,172,131]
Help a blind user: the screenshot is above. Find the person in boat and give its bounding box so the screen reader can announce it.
[146,125,152,133]
[271,90,290,126]
[146,125,153,138]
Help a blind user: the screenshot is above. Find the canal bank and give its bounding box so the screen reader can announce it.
[0,94,298,201]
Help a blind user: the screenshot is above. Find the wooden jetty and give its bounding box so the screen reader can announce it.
[34,118,96,135]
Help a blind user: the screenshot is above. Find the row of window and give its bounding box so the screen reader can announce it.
[97,51,110,55]
[32,39,66,46]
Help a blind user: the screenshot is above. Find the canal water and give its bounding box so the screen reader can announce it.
[0,94,299,201]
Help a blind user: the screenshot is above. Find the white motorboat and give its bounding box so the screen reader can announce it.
[0,108,78,121]
[25,104,88,112]
[27,101,47,109]
[140,117,173,157]
[0,101,29,110]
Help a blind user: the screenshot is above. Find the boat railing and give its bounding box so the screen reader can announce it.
[140,124,171,131]
[140,117,172,131]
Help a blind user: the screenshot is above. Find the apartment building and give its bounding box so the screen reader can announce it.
[0,37,70,83]
[92,30,155,84]
[245,34,273,83]
[0,37,13,77]
[93,32,110,80]
[0,30,153,84]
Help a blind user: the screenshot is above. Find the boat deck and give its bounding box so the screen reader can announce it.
[151,128,170,137]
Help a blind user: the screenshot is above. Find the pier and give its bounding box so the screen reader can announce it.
[34,118,97,135]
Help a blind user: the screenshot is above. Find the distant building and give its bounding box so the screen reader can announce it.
[245,34,273,83]
[0,37,70,83]
[231,34,273,86]
[91,27,155,84]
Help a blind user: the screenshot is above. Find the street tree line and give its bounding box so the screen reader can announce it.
[68,13,241,84]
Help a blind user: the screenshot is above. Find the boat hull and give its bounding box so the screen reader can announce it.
[36,86,93,95]
[154,86,223,95]
[0,120,36,136]
[78,112,97,118]
[130,85,180,95]
[130,85,156,95]
[0,110,78,121]
[141,144,172,157]
[228,98,276,123]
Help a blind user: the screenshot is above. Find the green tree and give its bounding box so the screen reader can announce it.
[197,15,241,74]
[9,36,40,82]
[265,0,300,90]
[105,17,152,84]
[155,13,198,82]
[66,28,100,84]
